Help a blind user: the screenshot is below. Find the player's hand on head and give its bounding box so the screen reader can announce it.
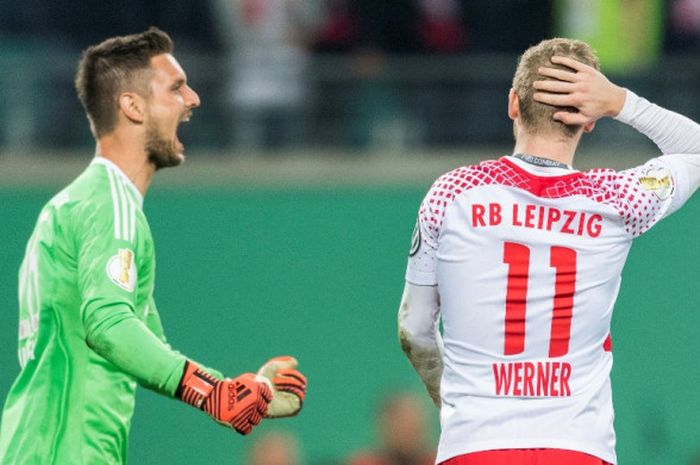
[532,55,626,126]
[256,356,307,418]
[177,362,272,435]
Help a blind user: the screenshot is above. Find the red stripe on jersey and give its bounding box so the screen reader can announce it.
[500,157,586,197]
[603,333,613,352]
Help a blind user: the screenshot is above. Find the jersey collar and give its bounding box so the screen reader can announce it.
[504,154,578,177]
[91,157,144,207]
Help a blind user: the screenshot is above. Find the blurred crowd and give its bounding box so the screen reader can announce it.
[6,0,700,55]
[243,392,436,465]
[1,0,551,54]
[2,0,700,152]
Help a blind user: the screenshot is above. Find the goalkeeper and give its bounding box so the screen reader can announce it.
[0,28,307,465]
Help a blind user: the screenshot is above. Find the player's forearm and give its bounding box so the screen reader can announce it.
[399,332,443,407]
[144,296,167,342]
[84,302,222,396]
[398,282,444,407]
[616,89,700,155]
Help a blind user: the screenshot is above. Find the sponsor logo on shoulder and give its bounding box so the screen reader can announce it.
[638,168,672,200]
[409,220,421,257]
[107,248,137,292]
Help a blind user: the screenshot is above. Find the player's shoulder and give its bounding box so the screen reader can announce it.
[58,160,142,230]
[426,157,529,199]
[581,166,619,184]
[26,165,116,245]
[77,158,141,203]
[58,163,114,213]
[430,158,496,191]
[582,156,675,182]
[419,159,503,223]
[582,158,675,199]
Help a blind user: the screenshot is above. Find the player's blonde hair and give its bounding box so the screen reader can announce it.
[512,38,600,138]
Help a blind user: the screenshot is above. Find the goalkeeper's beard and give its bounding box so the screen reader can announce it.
[145,121,184,170]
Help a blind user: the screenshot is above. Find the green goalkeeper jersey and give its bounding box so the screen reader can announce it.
[0,158,201,464]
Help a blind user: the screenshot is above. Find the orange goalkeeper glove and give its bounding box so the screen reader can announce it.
[256,356,307,418]
[177,361,272,435]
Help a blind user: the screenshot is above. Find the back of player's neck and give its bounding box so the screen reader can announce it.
[513,135,577,168]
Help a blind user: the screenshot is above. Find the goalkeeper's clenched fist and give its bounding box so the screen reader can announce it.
[256,356,307,418]
[177,361,272,435]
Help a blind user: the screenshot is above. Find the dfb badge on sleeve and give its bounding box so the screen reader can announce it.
[638,167,673,200]
[106,248,137,292]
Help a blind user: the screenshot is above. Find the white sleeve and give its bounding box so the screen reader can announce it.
[405,174,453,285]
[659,154,700,212]
[606,157,682,237]
[397,281,443,407]
[614,90,700,197]
[615,89,700,155]
[406,212,439,286]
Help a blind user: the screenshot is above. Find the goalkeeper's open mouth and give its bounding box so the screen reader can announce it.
[175,111,193,153]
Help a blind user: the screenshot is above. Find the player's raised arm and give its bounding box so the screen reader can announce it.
[613,90,700,156]
[534,55,700,198]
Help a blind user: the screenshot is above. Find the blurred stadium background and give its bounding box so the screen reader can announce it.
[1,0,700,464]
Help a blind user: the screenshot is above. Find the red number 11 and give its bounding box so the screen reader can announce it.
[503,242,577,358]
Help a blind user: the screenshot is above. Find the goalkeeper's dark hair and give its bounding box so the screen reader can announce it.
[75,27,174,138]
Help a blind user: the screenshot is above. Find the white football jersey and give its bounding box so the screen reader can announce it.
[406,154,693,464]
